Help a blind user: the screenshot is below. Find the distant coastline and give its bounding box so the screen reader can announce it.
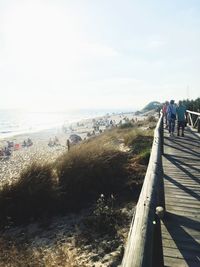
[0,109,136,140]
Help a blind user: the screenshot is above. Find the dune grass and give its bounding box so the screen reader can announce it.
[56,138,130,210]
[0,124,153,227]
[0,162,58,225]
[0,237,80,267]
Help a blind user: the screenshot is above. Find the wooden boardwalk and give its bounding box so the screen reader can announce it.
[162,128,200,267]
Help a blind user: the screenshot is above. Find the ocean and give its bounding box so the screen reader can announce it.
[0,109,129,139]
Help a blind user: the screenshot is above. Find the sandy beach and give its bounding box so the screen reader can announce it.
[0,112,142,186]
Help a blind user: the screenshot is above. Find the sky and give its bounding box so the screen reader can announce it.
[0,0,200,111]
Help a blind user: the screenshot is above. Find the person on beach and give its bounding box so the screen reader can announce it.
[23,140,27,147]
[66,139,70,151]
[162,101,169,128]
[7,141,14,148]
[176,101,187,137]
[54,136,59,146]
[4,146,11,156]
[27,138,33,146]
[167,100,176,137]
[48,138,53,147]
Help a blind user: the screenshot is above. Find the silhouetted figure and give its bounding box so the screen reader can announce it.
[54,136,59,146]
[22,140,27,147]
[162,101,169,128]
[48,138,53,147]
[27,138,33,146]
[167,100,176,137]
[4,147,11,156]
[176,101,186,137]
[67,139,70,151]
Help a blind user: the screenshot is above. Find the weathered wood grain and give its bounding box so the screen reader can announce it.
[122,115,165,267]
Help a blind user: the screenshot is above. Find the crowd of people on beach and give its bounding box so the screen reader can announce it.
[48,136,60,147]
[22,138,33,147]
[162,100,187,137]
[0,104,187,161]
[0,138,33,159]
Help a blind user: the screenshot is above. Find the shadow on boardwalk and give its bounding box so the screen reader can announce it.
[162,128,200,267]
[164,137,200,158]
[162,212,200,267]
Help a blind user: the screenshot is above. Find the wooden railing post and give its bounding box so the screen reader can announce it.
[158,162,165,211]
[159,115,164,155]
[153,156,165,267]
[186,110,200,132]
[198,117,200,133]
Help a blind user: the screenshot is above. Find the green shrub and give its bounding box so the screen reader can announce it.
[129,135,152,154]
[137,149,151,165]
[119,122,134,129]
[124,129,153,153]
[83,194,126,235]
[147,115,157,123]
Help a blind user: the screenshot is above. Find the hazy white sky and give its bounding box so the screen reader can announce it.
[0,0,200,111]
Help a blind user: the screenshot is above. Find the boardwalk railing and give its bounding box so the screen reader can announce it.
[186,110,200,133]
[122,114,165,267]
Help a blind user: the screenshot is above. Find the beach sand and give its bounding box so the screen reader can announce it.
[0,112,142,186]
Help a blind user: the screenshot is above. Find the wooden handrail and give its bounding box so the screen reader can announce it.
[186,110,200,132]
[186,110,200,116]
[122,114,165,267]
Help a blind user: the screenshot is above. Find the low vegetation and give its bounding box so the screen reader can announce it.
[0,237,80,267]
[0,119,154,227]
[0,163,58,225]
[57,144,128,211]
[0,118,155,266]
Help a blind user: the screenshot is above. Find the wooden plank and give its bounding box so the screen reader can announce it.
[164,256,199,267]
[165,188,200,193]
[164,177,200,182]
[163,247,199,261]
[165,195,200,202]
[163,172,200,177]
[164,191,200,198]
[162,238,200,252]
[161,234,200,244]
[161,228,200,239]
[165,195,199,201]
[161,223,200,234]
[166,202,200,209]
[165,204,200,212]
[163,211,200,219]
[166,203,200,211]
[161,229,200,239]
[165,183,200,187]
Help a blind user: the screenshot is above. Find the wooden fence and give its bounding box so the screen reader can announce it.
[186,110,200,132]
[122,114,165,267]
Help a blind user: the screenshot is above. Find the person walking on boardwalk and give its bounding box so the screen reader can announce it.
[176,100,187,137]
[167,100,176,136]
[162,101,169,128]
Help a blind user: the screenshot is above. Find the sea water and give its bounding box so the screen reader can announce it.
[0,109,126,139]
